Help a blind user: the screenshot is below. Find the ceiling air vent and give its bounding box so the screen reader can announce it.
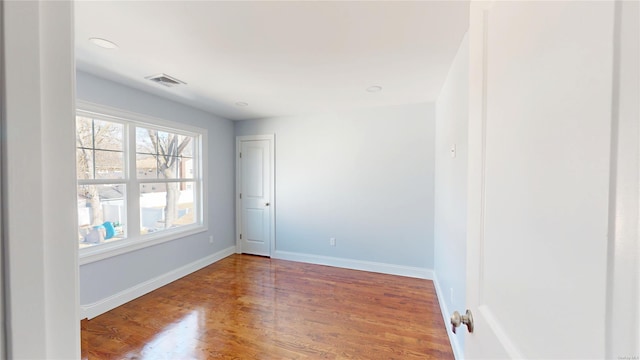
[145,73,186,88]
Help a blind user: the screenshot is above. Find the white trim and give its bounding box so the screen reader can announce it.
[432,273,464,360]
[0,1,6,355]
[235,134,276,256]
[233,136,242,254]
[80,245,236,319]
[79,225,207,265]
[235,138,242,254]
[75,100,209,264]
[77,100,206,135]
[4,2,79,356]
[273,250,433,279]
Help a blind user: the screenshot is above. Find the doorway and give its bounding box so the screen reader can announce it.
[235,135,275,256]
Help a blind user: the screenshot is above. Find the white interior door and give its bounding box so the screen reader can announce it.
[465,1,616,358]
[237,136,274,256]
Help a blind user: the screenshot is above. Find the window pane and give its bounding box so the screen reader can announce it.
[158,156,184,179]
[178,134,194,157]
[77,108,204,254]
[77,116,125,181]
[136,127,156,154]
[95,150,124,179]
[94,120,123,151]
[140,182,196,234]
[137,128,192,156]
[78,184,126,248]
[76,148,94,179]
[76,116,93,148]
[137,154,158,179]
[138,127,194,180]
[182,157,195,178]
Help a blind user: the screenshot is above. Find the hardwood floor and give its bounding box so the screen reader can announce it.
[81,254,454,359]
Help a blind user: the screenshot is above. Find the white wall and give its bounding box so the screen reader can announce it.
[76,71,236,308]
[608,1,640,357]
[3,1,79,358]
[0,1,5,355]
[235,104,435,270]
[434,33,468,359]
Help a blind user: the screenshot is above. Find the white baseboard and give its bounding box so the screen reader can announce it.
[80,245,236,319]
[81,247,460,358]
[272,250,433,279]
[432,273,464,360]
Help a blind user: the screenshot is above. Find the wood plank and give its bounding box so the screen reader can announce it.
[81,254,454,359]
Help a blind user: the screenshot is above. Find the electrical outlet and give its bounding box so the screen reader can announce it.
[209,235,214,244]
[329,237,336,246]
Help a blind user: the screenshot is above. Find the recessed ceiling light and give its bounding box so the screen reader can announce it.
[235,102,249,107]
[89,37,118,49]
[366,85,382,93]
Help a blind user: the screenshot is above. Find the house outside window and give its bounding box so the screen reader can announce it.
[76,103,207,264]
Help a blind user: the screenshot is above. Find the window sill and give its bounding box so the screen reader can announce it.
[78,224,207,265]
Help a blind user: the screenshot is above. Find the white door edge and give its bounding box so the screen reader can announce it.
[235,134,275,256]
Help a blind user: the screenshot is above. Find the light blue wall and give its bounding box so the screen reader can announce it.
[235,104,436,269]
[76,73,437,305]
[76,71,236,305]
[434,33,469,354]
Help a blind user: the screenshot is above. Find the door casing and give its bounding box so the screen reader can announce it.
[235,134,275,256]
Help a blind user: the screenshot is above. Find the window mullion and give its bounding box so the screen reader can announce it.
[138,178,194,184]
[127,124,141,238]
[196,134,203,224]
[78,179,127,186]
[91,119,96,179]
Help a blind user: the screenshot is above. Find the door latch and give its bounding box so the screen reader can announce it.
[451,309,474,334]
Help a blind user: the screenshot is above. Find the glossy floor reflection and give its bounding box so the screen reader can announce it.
[124,310,202,359]
[81,254,454,359]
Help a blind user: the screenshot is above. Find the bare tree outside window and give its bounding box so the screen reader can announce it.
[136,127,195,232]
[76,117,102,226]
[76,117,126,247]
[76,118,124,227]
[145,129,192,228]
[76,111,202,250]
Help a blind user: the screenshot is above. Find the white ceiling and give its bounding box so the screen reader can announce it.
[75,1,469,121]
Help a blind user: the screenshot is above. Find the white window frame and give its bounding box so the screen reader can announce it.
[77,101,208,265]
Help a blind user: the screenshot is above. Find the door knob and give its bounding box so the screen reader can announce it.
[451,309,474,334]
[265,202,270,206]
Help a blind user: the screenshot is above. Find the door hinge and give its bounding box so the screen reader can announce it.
[239,193,242,199]
[239,152,242,158]
[240,234,242,240]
